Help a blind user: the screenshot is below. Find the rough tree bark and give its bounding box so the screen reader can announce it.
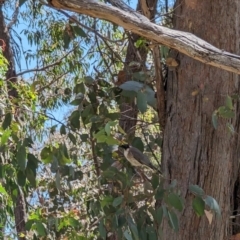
[162,0,240,239]
[0,7,26,240]
[117,0,157,138]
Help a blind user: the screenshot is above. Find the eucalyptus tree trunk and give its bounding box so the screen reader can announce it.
[0,8,26,240]
[161,0,240,239]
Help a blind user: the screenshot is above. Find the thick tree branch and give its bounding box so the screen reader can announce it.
[48,0,240,74]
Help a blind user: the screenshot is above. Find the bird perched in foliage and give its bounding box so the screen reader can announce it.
[119,144,160,173]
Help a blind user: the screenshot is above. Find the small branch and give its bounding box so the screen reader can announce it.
[6,1,19,30]
[37,71,69,93]
[16,48,75,77]
[48,0,240,75]
[142,130,161,169]
[152,45,166,129]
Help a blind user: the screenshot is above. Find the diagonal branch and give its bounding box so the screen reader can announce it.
[48,0,240,75]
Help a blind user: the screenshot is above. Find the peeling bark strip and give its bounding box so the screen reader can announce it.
[48,0,240,74]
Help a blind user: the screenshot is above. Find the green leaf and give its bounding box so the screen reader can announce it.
[80,134,88,142]
[63,31,71,49]
[218,106,234,118]
[2,112,12,130]
[51,156,58,173]
[167,210,179,231]
[72,25,87,38]
[40,147,52,163]
[16,145,27,171]
[69,217,79,228]
[119,81,156,108]
[146,225,157,240]
[17,171,26,187]
[123,230,133,240]
[132,137,144,152]
[55,171,61,190]
[212,112,218,129]
[166,193,184,211]
[1,129,11,145]
[74,83,85,94]
[70,98,83,106]
[189,184,205,197]
[105,122,111,136]
[60,125,66,135]
[112,196,123,207]
[127,217,139,240]
[225,95,233,109]
[156,207,164,225]
[151,173,159,190]
[137,91,147,113]
[100,196,114,208]
[24,137,34,147]
[155,187,165,200]
[204,195,221,216]
[19,0,27,7]
[0,185,7,195]
[84,76,94,84]
[68,133,76,144]
[192,196,205,216]
[99,220,106,239]
[27,153,39,170]
[26,168,36,188]
[35,221,47,237]
[25,220,34,231]
[69,110,80,129]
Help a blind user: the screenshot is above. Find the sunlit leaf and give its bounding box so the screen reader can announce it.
[1,129,11,145]
[225,95,233,109]
[192,196,205,216]
[105,122,111,136]
[218,106,234,118]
